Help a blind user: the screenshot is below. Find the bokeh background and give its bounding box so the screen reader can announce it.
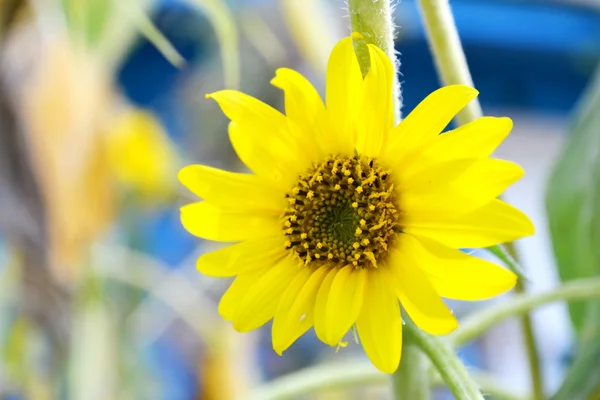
[0,0,598,399]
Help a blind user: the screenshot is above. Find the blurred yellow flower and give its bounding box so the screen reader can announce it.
[178,35,534,373]
[105,109,178,201]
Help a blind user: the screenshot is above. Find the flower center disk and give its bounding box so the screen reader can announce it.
[284,155,400,269]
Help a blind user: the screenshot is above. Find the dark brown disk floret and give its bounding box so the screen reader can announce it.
[283,154,400,269]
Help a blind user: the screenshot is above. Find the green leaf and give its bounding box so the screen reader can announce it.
[546,68,600,400]
[546,68,600,333]
[552,304,600,400]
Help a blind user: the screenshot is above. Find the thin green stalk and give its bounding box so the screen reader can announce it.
[417,0,543,397]
[348,0,401,121]
[416,0,481,124]
[247,278,600,400]
[405,320,485,400]
[451,277,600,346]
[245,359,527,400]
[504,242,544,400]
[487,244,529,283]
[392,331,431,400]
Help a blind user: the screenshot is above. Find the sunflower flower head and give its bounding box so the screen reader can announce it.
[179,35,534,373]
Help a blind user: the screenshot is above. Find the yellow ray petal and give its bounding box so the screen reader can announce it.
[325,265,366,346]
[232,257,300,332]
[387,244,458,335]
[356,268,402,374]
[356,44,394,157]
[400,158,525,219]
[207,90,308,182]
[196,236,286,277]
[219,268,270,320]
[272,267,329,355]
[314,268,339,345]
[180,202,279,242]
[325,36,363,155]
[382,85,478,166]
[271,67,324,135]
[425,116,513,162]
[178,165,285,213]
[404,199,535,249]
[404,234,517,301]
[270,68,324,162]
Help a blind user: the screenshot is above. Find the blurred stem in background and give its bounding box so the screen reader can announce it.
[280,0,337,77]
[416,0,544,399]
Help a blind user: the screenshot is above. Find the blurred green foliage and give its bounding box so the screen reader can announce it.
[547,68,600,400]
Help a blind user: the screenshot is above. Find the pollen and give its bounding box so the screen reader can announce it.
[282,154,400,269]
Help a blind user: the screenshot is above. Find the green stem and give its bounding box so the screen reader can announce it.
[416,0,481,124]
[417,0,543,397]
[404,320,485,400]
[348,0,401,121]
[246,278,600,400]
[245,360,527,400]
[514,278,545,400]
[487,244,529,283]
[451,277,600,347]
[503,242,544,400]
[392,330,431,400]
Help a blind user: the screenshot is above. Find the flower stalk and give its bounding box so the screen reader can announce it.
[392,331,431,400]
[404,319,485,400]
[417,0,543,398]
[348,0,401,121]
[416,0,481,124]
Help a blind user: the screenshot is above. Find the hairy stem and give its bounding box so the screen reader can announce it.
[392,330,431,400]
[405,320,485,400]
[348,0,401,120]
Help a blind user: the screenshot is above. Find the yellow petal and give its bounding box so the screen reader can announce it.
[232,257,299,332]
[356,44,394,157]
[106,109,178,198]
[270,68,324,163]
[400,158,525,219]
[207,90,306,182]
[325,36,363,155]
[178,165,284,213]
[424,117,513,163]
[271,67,324,135]
[314,268,338,345]
[180,202,278,242]
[404,199,535,249]
[387,242,458,335]
[219,268,270,320]
[272,267,329,355]
[356,268,402,374]
[325,265,366,345]
[382,85,479,166]
[196,236,286,277]
[403,235,518,301]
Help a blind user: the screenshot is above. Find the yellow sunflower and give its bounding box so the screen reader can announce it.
[179,35,534,373]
